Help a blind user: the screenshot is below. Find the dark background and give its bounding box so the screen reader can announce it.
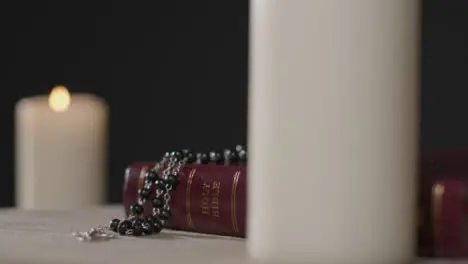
[0,1,464,206]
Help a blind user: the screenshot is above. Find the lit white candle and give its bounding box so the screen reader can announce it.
[248,0,419,263]
[15,86,108,210]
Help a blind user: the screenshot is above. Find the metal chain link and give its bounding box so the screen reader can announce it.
[160,158,186,208]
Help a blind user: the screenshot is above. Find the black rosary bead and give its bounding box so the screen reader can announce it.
[198,153,210,164]
[185,151,197,164]
[209,151,223,164]
[181,149,188,153]
[238,149,247,162]
[133,218,143,226]
[235,145,245,152]
[224,149,240,163]
[154,179,166,190]
[138,187,151,199]
[132,219,144,236]
[141,220,153,235]
[159,209,172,220]
[130,203,144,216]
[223,149,232,159]
[109,218,120,232]
[228,150,239,162]
[165,175,178,188]
[146,215,163,234]
[151,218,163,233]
[118,220,133,235]
[170,151,182,160]
[146,215,156,222]
[151,196,164,208]
[145,170,158,183]
[180,149,190,156]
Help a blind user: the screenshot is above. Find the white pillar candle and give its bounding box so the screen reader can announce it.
[15,86,108,210]
[248,1,419,263]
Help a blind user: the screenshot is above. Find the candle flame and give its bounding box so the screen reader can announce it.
[48,86,71,112]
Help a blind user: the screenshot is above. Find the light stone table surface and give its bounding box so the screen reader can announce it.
[0,205,464,264]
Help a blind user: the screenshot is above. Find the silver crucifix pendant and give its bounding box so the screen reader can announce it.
[72,226,118,242]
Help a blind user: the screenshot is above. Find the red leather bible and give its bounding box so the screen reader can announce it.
[123,162,246,237]
[123,150,468,257]
[418,149,468,258]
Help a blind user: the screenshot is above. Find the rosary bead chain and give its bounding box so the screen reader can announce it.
[73,145,247,241]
